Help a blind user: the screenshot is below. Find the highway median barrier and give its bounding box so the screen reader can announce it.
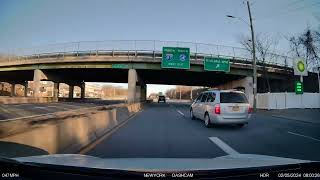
[0,103,143,157]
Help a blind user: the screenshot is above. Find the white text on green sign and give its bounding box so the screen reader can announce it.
[204,57,230,72]
[162,47,190,69]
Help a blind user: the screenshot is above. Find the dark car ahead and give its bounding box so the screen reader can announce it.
[158,95,166,103]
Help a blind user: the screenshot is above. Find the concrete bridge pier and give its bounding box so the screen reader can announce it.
[10,83,16,97]
[128,69,146,103]
[53,82,59,98]
[128,69,137,103]
[23,81,28,97]
[214,76,253,105]
[33,69,48,97]
[33,70,41,97]
[140,83,147,101]
[68,85,74,99]
[80,82,85,99]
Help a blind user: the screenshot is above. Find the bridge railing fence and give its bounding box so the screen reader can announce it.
[0,40,294,68]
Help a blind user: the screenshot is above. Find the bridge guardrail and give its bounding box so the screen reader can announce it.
[0,40,294,68]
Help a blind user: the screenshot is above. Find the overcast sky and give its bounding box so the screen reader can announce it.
[0,0,319,95]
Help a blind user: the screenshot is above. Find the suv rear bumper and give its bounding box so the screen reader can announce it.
[212,114,251,124]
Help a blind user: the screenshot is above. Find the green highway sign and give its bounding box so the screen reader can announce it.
[204,57,230,72]
[162,47,190,69]
[112,64,129,69]
[295,81,303,94]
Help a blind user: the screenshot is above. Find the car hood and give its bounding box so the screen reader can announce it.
[14,154,311,171]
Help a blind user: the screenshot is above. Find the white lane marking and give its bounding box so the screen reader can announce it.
[47,106,71,110]
[288,131,320,142]
[34,106,48,109]
[51,103,83,108]
[177,110,185,116]
[12,104,27,107]
[209,137,240,155]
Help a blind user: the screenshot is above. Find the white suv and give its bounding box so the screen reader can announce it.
[190,90,252,128]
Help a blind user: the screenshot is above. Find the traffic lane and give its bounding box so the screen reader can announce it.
[86,102,226,158]
[9,102,95,112]
[172,103,320,161]
[0,102,101,120]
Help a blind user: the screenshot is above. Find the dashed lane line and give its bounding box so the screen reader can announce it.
[34,106,48,109]
[209,137,240,155]
[288,131,320,142]
[177,110,185,117]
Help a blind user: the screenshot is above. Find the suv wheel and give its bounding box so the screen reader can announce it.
[190,109,195,120]
[204,114,211,128]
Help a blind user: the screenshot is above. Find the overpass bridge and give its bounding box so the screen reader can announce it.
[0,40,318,103]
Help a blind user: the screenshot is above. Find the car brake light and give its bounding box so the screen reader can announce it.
[248,105,253,113]
[214,104,221,114]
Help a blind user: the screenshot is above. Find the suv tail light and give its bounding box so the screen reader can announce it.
[248,105,253,114]
[214,104,221,114]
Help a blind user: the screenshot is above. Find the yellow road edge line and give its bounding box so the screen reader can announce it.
[78,109,143,155]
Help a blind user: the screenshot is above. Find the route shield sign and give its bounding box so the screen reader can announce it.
[162,47,190,69]
[204,57,230,72]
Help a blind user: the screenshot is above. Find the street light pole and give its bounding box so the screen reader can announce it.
[227,1,257,111]
[247,1,257,112]
[316,66,320,93]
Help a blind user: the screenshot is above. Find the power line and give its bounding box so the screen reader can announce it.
[285,0,306,9]
[258,1,320,21]
[256,0,305,19]
[289,1,320,11]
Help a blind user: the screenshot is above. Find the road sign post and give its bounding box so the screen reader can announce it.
[162,47,190,69]
[204,57,230,72]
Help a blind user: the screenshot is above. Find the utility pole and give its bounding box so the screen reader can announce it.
[247,1,257,112]
[318,67,320,93]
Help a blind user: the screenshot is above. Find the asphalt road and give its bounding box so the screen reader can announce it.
[0,100,124,120]
[86,102,320,161]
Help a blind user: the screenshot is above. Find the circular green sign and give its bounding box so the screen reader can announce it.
[297,61,305,72]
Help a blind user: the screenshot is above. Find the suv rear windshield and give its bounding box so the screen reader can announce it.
[220,92,248,103]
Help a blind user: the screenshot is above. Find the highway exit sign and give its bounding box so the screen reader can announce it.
[204,57,230,72]
[295,81,303,94]
[162,47,190,69]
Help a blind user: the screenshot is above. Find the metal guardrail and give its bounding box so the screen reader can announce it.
[0,40,294,68]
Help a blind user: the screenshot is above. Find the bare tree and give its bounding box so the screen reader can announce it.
[239,33,278,92]
[289,27,319,69]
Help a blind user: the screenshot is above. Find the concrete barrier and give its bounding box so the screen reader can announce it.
[257,93,320,109]
[0,103,142,156]
[0,97,58,104]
